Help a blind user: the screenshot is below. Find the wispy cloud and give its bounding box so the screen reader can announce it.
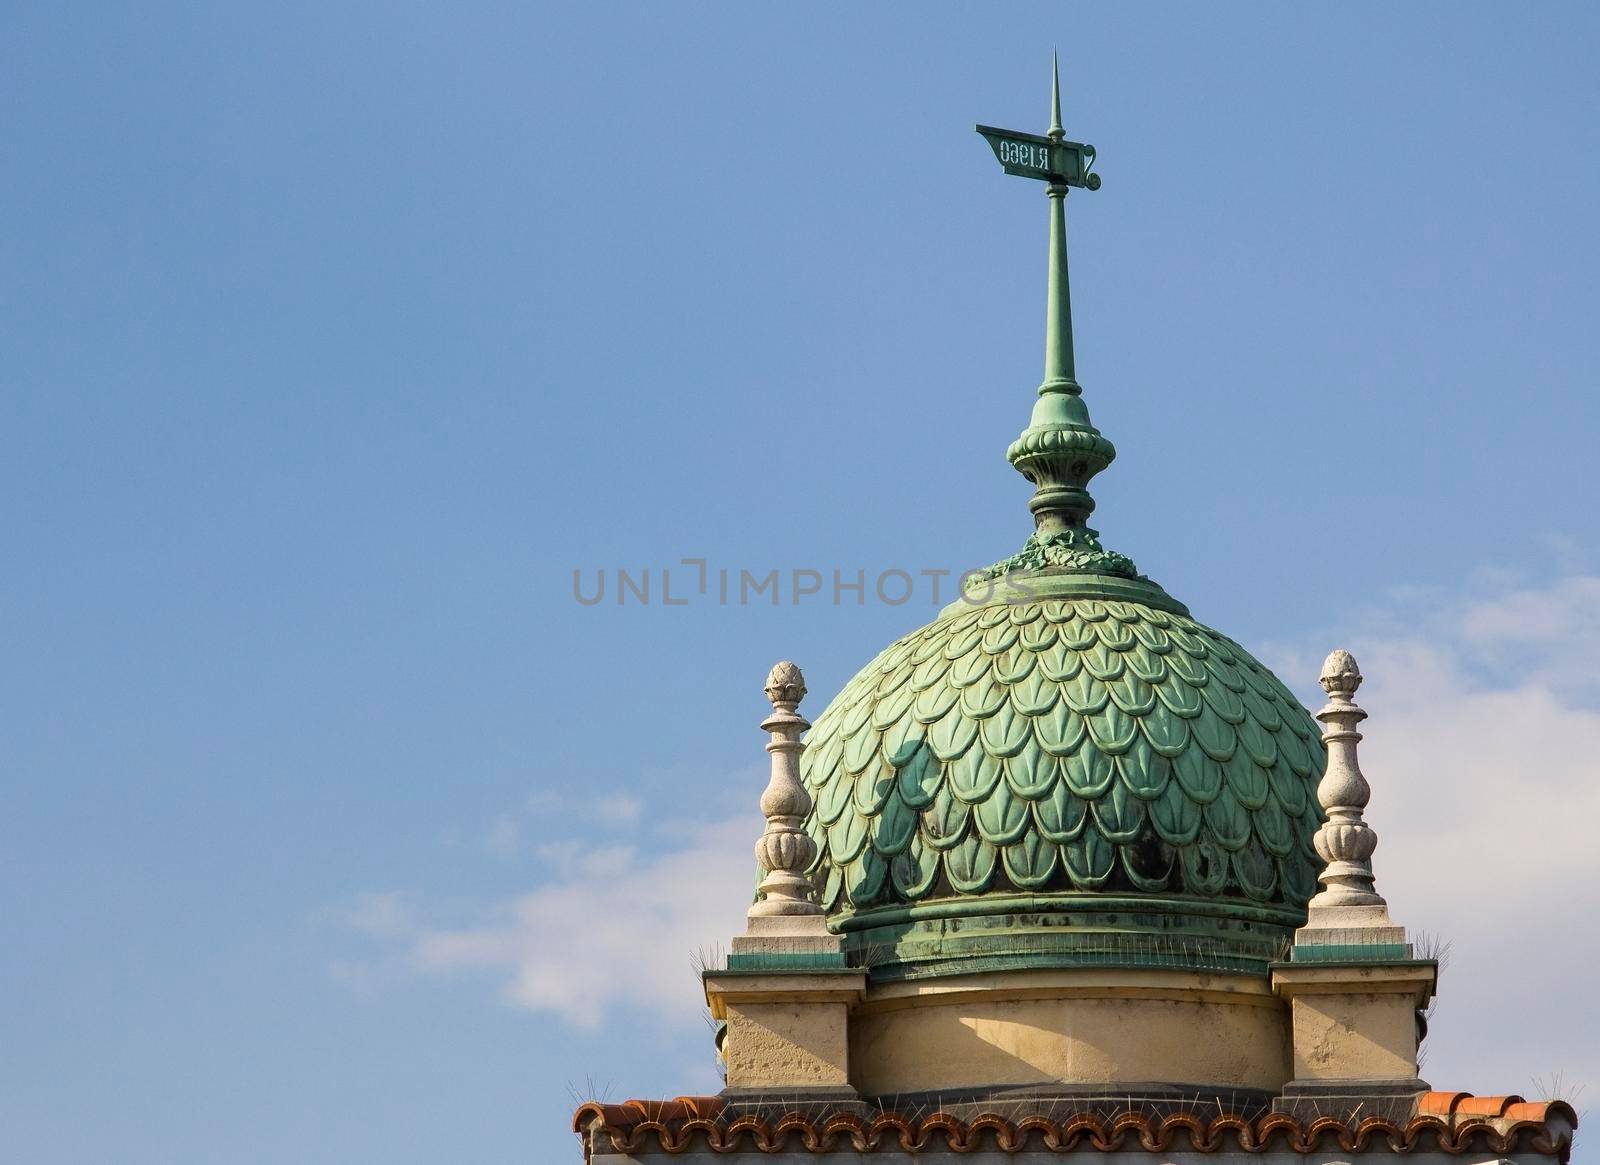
[483,814,522,859]
[346,813,758,1029]
[473,787,644,860]
[1453,575,1600,701]
[592,794,643,827]
[343,891,419,939]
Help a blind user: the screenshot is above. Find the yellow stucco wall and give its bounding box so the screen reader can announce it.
[850,969,1291,1094]
[724,1000,853,1088]
[1286,991,1418,1082]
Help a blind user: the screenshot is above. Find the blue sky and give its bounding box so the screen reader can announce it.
[4,4,1599,1162]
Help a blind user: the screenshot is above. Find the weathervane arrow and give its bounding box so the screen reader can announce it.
[976,55,1100,190]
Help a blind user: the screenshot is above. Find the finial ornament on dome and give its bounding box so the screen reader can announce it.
[971,62,1142,588]
[1308,649,1387,910]
[748,661,823,918]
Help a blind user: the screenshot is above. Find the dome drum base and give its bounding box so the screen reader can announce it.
[849,964,1293,1095]
[835,893,1303,982]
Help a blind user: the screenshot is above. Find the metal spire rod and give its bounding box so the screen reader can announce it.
[1042,56,1078,397]
[1048,52,1064,141]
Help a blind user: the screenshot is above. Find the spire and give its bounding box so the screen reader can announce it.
[747,661,823,918]
[1040,61,1078,402]
[974,62,1134,583]
[1308,650,1387,910]
[1048,52,1064,142]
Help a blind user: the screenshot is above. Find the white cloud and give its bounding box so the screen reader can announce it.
[532,840,638,881]
[358,814,758,1030]
[1453,575,1600,701]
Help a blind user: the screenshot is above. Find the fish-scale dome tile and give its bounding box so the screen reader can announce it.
[922,784,970,851]
[851,757,896,816]
[1019,619,1058,652]
[1004,749,1057,799]
[1062,830,1115,888]
[1117,738,1171,800]
[959,674,1007,719]
[1153,675,1204,718]
[1034,777,1089,841]
[1062,671,1109,715]
[1126,651,1168,684]
[1107,674,1157,716]
[1223,749,1270,810]
[1003,832,1060,888]
[1010,669,1059,717]
[947,835,998,892]
[974,786,1031,845]
[979,705,1032,758]
[948,748,1005,804]
[1166,650,1210,688]
[802,597,1325,921]
[1091,780,1145,843]
[994,643,1037,684]
[981,622,1020,655]
[928,705,979,761]
[1063,746,1116,799]
[1150,781,1202,845]
[891,836,940,898]
[895,745,941,809]
[879,715,920,768]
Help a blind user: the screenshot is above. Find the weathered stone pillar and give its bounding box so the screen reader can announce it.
[1272,650,1436,1102]
[701,662,864,1099]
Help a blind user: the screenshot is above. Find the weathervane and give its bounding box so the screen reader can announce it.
[976,53,1100,398]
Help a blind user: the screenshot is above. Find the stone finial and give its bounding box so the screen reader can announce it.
[749,662,822,918]
[1320,648,1362,698]
[763,660,806,708]
[1308,649,1385,910]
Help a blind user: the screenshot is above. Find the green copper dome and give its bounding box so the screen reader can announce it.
[799,575,1325,979]
[792,70,1325,981]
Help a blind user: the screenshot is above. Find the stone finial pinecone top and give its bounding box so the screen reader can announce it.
[764,661,807,708]
[1320,649,1362,698]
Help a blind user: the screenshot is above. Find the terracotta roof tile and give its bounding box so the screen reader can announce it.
[573,1092,1577,1159]
[1458,1093,1525,1117]
[579,1096,724,1128]
[1509,1102,1575,1125]
[1419,1090,1472,1117]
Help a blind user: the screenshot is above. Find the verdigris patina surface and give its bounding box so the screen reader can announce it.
[800,582,1325,977]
